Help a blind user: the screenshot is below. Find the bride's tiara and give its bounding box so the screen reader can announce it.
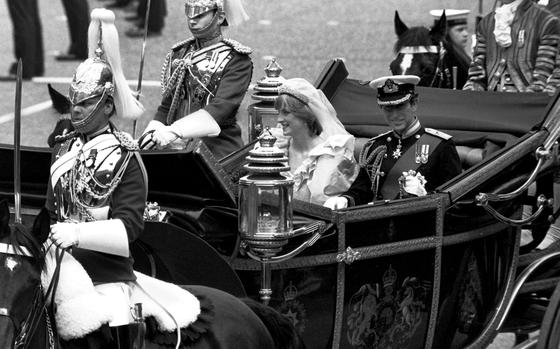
[277,85,310,105]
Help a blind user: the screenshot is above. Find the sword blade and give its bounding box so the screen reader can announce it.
[13,59,23,224]
[132,0,152,138]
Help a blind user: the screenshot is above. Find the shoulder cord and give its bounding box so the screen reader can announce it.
[161,48,223,124]
[360,145,387,199]
[68,148,133,221]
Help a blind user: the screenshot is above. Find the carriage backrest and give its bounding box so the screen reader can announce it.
[328,78,552,166]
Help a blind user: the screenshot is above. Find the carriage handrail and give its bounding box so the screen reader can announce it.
[475,147,550,203]
[245,222,331,263]
[476,194,552,226]
[496,251,560,331]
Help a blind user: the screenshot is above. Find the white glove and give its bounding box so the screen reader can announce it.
[50,220,129,256]
[49,222,80,249]
[401,170,427,197]
[323,196,348,210]
[152,126,180,149]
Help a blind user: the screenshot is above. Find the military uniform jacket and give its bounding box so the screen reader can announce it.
[343,127,462,205]
[45,129,147,283]
[155,37,253,159]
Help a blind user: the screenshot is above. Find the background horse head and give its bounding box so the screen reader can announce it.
[389,11,450,87]
[47,84,74,149]
[0,200,54,349]
[0,202,304,349]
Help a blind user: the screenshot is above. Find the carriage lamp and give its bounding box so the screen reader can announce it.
[238,132,329,304]
[238,131,294,257]
[238,131,293,304]
[247,58,285,142]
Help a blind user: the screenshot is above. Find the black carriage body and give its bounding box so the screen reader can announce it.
[0,79,558,348]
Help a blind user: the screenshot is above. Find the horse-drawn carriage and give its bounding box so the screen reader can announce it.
[2,63,560,348]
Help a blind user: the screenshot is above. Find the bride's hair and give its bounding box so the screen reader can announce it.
[275,94,323,136]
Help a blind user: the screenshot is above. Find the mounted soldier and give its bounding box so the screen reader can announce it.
[44,9,208,348]
[141,0,253,159]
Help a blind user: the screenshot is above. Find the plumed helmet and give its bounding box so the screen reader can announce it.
[69,56,114,106]
[184,0,249,26]
[69,8,143,120]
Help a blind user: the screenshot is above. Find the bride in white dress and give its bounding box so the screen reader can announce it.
[272,78,359,205]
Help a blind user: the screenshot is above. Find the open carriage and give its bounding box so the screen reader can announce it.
[2,62,560,349]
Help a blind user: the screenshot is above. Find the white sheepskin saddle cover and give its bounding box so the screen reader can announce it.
[41,247,201,340]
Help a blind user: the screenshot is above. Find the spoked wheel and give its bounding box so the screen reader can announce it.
[536,281,560,349]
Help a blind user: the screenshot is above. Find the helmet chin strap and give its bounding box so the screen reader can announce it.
[190,11,222,43]
[71,90,111,135]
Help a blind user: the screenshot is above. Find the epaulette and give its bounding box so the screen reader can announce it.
[359,130,392,164]
[171,38,196,51]
[424,128,452,140]
[222,38,252,54]
[113,131,139,151]
[368,130,392,143]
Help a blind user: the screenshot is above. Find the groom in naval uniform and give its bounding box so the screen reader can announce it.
[324,75,462,209]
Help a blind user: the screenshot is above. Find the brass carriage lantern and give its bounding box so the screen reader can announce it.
[247,58,285,142]
[238,131,294,254]
[238,131,294,304]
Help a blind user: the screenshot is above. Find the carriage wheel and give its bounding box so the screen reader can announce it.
[536,280,560,349]
[131,221,247,298]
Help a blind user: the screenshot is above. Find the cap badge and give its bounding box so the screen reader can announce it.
[383,79,399,94]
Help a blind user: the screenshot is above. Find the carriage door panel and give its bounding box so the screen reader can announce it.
[334,195,445,349]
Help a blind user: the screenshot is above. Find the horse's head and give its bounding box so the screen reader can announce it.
[390,10,447,87]
[47,84,74,148]
[0,200,51,348]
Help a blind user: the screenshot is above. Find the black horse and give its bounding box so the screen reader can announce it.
[389,11,470,89]
[0,200,305,349]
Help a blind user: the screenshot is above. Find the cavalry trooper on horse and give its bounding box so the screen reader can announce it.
[140,0,253,159]
[45,8,206,348]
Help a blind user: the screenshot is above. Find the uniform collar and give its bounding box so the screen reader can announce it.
[195,34,223,49]
[83,124,111,142]
[393,119,421,140]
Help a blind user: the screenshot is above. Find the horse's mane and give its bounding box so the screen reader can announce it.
[393,26,434,54]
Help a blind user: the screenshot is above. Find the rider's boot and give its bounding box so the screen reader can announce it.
[110,322,146,349]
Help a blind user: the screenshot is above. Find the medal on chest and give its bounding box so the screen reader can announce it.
[392,138,402,159]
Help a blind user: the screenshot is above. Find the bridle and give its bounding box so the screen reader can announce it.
[397,41,449,87]
[0,242,63,349]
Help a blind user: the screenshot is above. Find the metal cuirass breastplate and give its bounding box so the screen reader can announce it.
[170,43,233,123]
[53,135,127,222]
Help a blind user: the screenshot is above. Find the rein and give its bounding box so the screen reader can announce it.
[429,42,449,88]
[0,242,64,349]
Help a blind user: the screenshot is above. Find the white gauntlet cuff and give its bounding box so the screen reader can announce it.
[78,219,130,257]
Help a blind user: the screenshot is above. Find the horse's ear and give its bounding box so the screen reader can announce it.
[48,84,71,115]
[430,10,447,42]
[0,200,9,238]
[32,207,51,244]
[394,11,409,37]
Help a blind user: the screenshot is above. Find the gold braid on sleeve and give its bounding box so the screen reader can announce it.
[359,145,387,200]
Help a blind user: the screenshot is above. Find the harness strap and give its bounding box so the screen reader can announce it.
[399,45,438,54]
